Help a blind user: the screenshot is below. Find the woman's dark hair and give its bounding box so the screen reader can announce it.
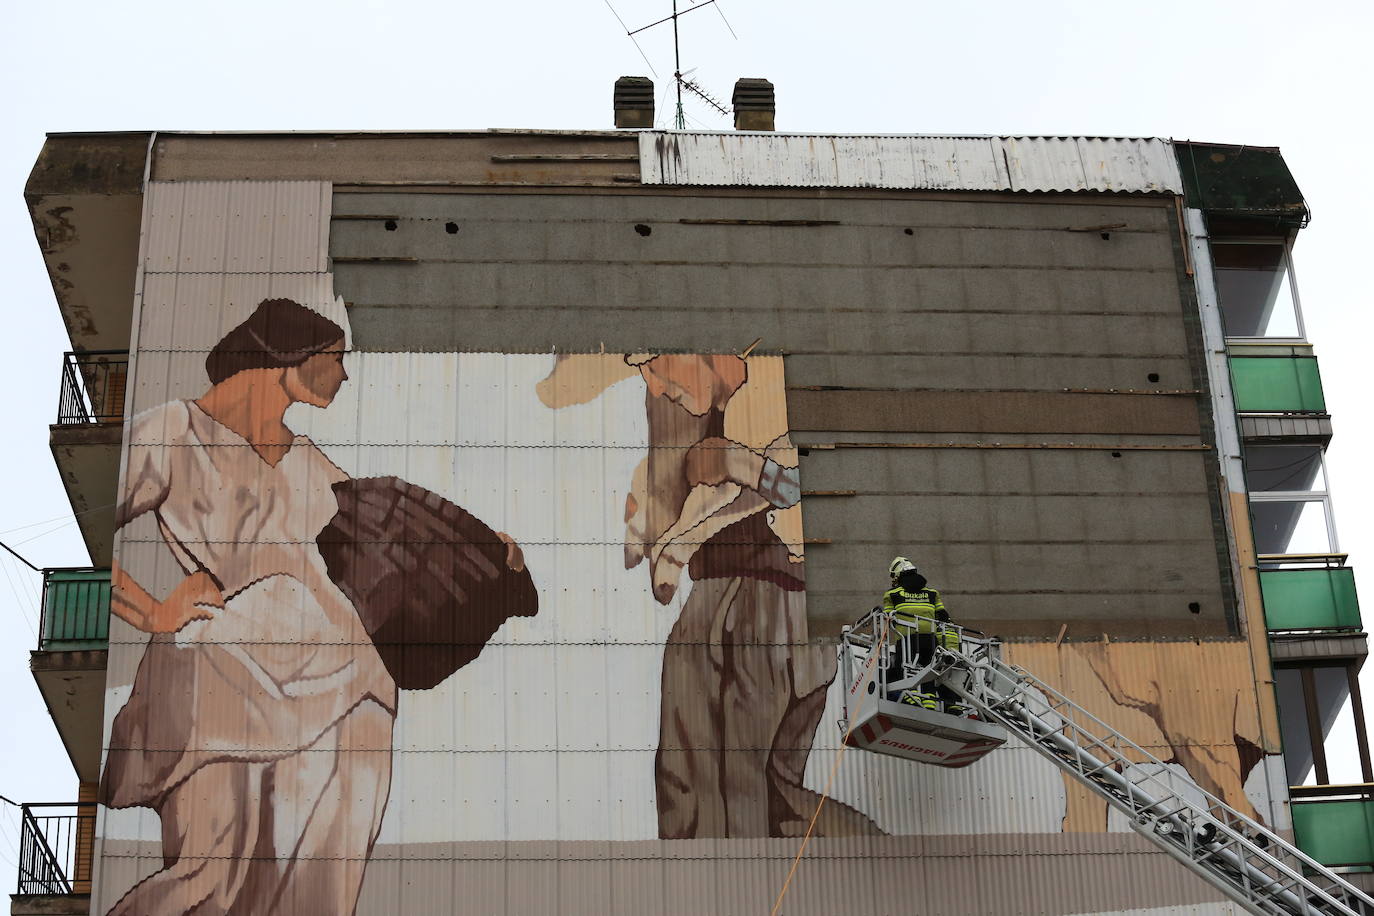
[205,298,345,385]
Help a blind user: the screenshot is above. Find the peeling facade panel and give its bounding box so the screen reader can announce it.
[329,189,1230,642]
[91,170,1274,916]
[640,131,1184,194]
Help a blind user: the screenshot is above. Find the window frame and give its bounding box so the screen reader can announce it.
[1249,492,1340,558]
[1211,237,1308,342]
[1245,444,1341,559]
[1275,660,1374,788]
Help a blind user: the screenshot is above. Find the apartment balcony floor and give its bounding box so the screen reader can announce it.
[10,894,91,916]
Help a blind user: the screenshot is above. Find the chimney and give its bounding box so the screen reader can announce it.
[732,78,775,131]
[613,76,655,129]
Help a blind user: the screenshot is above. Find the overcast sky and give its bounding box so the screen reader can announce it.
[1,0,1370,889]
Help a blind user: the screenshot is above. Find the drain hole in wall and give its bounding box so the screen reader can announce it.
[384,220,397,231]
[1111,451,1122,458]
[1148,372,1160,383]
[1100,232,1111,240]
[904,228,914,236]
[1188,602,1201,614]
[634,224,652,237]
[445,222,459,234]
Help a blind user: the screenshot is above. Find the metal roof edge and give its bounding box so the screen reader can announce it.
[44,129,636,140]
[639,133,1184,194]
[640,129,1173,142]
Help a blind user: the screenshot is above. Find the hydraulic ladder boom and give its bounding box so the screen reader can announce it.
[928,630,1374,916]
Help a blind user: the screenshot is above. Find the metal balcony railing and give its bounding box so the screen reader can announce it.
[56,350,128,425]
[16,802,96,895]
[38,568,110,652]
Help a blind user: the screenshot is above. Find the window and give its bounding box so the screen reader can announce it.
[1244,445,1338,561]
[1212,240,1305,340]
[1244,444,1325,493]
[1275,662,1373,787]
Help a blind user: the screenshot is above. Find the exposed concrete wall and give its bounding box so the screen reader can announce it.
[151,133,639,185]
[330,190,1228,639]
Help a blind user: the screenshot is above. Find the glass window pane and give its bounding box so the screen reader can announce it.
[1251,499,1334,555]
[1276,667,1316,785]
[1244,445,1326,493]
[1313,667,1365,784]
[1213,242,1301,338]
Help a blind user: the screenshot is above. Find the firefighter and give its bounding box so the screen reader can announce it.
[880,558,966,715]
[880,557,939,709]
[934,607,968,716]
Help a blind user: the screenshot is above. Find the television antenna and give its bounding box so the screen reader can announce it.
[610,0,736,128]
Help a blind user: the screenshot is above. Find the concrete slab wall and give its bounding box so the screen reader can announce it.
[330,189,1228,639]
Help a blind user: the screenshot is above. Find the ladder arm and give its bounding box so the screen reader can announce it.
[936,644,1374,916]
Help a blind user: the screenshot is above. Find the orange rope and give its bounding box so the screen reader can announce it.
[769,614,890,916]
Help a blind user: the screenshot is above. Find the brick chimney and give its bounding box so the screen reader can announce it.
[613,76,655,129]
[732,78,775,131]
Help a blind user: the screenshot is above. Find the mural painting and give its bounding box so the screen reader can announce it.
[538,354,877,839]
[97,295,1281,914]
[102,299,535,914]
[1005,640,1275,833]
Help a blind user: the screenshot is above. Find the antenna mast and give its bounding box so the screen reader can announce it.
[621,0,734,129]
[672,0,683,128]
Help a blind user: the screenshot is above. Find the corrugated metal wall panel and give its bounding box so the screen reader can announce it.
[142,180,330,274]
[97,177,1269,915]
[639,131,1183,194]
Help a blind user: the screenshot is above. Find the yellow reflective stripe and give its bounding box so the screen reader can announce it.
[882,589,940,633]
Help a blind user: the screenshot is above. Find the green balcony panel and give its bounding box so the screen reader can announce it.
[1230,356,1326,413]
[40,568,110,651]
[1261,567,1362,631]
[1292,798,1374,867]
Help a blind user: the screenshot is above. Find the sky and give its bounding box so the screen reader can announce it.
[1,0,1371,891]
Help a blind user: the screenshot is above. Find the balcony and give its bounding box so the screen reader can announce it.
[1290,785,1374,869]
[1229,352,1326,414]
[12,802,94,916]
[31,569,109,784]
[1262,564,1361,633]
[49,350,126,566]
[40,568,111,651]
[56,351,126,426]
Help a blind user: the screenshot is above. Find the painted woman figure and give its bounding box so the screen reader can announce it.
[538,353,878,838]
[102,299,395,915]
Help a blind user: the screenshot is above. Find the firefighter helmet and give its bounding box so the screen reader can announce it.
[889,556,916,580]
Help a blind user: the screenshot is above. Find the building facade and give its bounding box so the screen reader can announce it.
[14,99,1370,914]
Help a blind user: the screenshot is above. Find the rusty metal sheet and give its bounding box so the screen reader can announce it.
[640,132,1183,194]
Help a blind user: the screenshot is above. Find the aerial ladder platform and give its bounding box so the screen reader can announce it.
[838,610,1374,916]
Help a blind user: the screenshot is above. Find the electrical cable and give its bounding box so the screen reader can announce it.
[603,0,660,78]
[711,0,737,39]
[11,517,84,548]
[0,553,40,641]
[0,501,116,537]
[769,613,890,916]
[0,805,24,873]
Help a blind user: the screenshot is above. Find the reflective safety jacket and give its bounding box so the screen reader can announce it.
[881,586,945,636]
